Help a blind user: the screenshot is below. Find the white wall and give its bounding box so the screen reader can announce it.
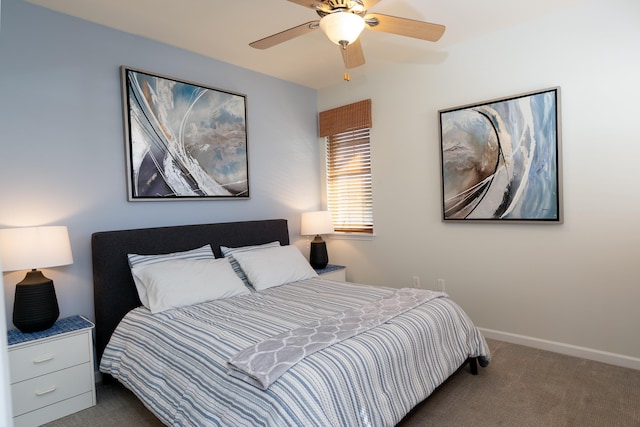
[1,1,16,422]
[319,0,640,364]
[0,256,14,425]
[0,0,320,327]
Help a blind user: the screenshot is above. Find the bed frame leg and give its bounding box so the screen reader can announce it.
[468,357,478,375]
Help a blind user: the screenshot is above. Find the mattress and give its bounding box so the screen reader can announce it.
[100,278,490,426]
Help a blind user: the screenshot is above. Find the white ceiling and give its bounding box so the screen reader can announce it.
[25,0,585,89]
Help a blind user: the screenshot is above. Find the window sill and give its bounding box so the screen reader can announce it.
[328,232,376,241]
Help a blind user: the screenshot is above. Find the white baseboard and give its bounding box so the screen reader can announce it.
[479,328,640,371]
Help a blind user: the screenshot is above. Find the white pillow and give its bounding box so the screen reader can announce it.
[231,245,318,291]
[127,245,215,309]
[131,257,249,314]
[221,241,281,286]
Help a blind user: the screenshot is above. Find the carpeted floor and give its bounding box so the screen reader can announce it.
[44,339,640,426]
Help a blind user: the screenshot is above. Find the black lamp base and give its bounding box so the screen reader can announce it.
[309,235,329,269]
[13,269,60,333]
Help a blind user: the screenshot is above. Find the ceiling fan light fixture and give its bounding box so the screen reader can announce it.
[319,12,365,46]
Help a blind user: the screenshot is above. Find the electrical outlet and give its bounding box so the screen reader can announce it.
[437,279,445,291]
[412,276,421,289]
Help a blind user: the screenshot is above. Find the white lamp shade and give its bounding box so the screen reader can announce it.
[301,211,335,236]
[0,226,73,272]
[319,12,366,45]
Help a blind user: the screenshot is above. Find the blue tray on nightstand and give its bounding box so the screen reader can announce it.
[7,315,93,346]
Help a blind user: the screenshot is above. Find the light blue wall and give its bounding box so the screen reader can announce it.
[0,0,320,326]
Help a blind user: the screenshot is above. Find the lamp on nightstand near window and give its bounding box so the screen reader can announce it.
[301,211,334,269]
[0,226,73,333]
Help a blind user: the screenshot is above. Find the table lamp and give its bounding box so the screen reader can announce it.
[0,226,73,333]
[301,211,334,269]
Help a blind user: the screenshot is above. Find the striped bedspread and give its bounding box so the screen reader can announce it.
[100,278,490,427]
[228,288,448,390]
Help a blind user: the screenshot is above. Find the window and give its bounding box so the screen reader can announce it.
[319,100,373,234]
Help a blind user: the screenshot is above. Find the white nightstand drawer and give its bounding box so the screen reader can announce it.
[13,391,95,427]
[9,332,90,383]
[11,362,93,416]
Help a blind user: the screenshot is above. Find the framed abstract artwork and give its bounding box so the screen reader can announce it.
[438,87,562,223]
[121,66,249,200]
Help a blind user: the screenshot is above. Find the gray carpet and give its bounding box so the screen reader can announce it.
[44,339,640,426]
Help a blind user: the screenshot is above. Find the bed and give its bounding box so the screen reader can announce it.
[92,218,489,426]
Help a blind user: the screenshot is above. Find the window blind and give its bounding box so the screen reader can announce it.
[325,129,373,234]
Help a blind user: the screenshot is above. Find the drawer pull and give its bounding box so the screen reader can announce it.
[35,386,57,396]
[33,355,55,364]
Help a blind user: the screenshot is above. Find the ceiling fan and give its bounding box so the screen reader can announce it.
[249,0,446,74]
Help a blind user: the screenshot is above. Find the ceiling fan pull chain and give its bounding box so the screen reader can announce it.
[343,40,351,81]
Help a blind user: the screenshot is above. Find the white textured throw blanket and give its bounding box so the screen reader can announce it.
[228,288,447,389]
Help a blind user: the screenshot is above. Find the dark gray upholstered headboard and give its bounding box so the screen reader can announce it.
[91,219,290,362]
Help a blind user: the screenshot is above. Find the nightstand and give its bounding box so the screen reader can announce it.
[315,264,346,281]
[7,315,96,427]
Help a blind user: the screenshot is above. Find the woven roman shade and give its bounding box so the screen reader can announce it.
[319,99,372,138]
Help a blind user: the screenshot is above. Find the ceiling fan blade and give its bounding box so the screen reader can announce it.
[365,13,445,42]
[250,21,319,49]
[287,0,329,12]
[287,0,316,8]
[363,0,382,9]
[288,0,376,13]
[341,38,365,69]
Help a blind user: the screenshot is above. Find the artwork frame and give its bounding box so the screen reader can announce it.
[438,87,562,223]
[121,66,249,201]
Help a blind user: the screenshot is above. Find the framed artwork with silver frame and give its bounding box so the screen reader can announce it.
[121,66,249,200]
[439,87,562,223]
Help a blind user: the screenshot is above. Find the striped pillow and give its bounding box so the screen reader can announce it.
[221,241,280,287]
[127,245,215,309]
